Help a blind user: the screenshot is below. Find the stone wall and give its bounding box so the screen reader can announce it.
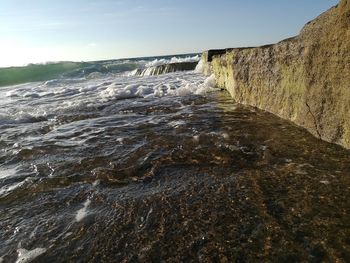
[204,0,350,149]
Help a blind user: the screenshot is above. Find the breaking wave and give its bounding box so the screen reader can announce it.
[0,54,200,87]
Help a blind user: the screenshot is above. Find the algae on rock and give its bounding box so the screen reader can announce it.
[203,0,350,149]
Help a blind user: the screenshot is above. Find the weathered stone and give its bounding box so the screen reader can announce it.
[205,49,228,62]
[203,0,350,149]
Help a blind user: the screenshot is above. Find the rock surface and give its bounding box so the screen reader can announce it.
[203,0,350,149]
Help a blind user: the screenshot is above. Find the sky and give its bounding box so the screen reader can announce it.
[0,0,339,67]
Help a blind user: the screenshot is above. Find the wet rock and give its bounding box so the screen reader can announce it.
[202,0,350,149]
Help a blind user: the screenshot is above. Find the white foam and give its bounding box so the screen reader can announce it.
[101,84,141,100]
[76,199,91,222]
[0,181,25,197]
[195,58,204,73]
[145,59,166,67]
[0,167,18,179]
[170,55,200,64]
[145,55,200,68]
[100,73,215,101]
[168,120,186,128]
[16,248,46,263]
[204,74,216,88]
[0,68,214,129]
[167,80,215,97]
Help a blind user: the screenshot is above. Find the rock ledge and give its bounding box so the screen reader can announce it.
[203,0,350,149]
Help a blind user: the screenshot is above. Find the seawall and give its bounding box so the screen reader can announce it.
[203,0,350,149]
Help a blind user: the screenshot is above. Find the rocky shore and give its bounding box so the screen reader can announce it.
[202,0,350,149]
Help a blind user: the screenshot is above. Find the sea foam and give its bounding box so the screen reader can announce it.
[100,72,215,100]
[145,55,200,67]
[0,58,211,130]
[16,248,46,263]
[76,199,91,222]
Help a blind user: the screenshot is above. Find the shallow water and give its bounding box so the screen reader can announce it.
[0,68,350,262]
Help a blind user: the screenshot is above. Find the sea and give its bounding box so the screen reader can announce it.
[0,54,349,262]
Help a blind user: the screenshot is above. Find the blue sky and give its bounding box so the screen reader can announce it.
[0,0,338,67]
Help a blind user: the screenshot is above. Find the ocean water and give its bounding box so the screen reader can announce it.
[0,54,350,262]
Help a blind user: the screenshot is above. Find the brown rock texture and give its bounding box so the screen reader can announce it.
[204,0,350,149]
